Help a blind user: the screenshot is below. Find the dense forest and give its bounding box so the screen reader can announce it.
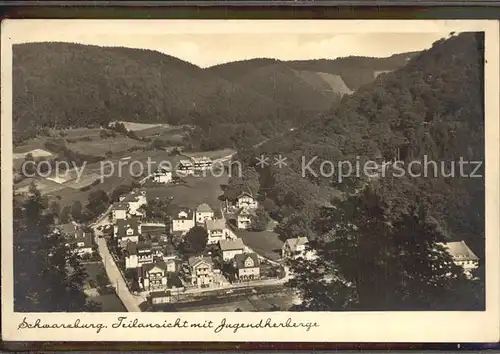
[209,52,417,91]
[227,32,485,310]
[14,184,100,312]
[13,42,413,150]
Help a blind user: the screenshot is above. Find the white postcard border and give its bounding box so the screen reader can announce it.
[2,19,499,343]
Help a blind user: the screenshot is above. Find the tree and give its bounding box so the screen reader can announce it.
[262,197,277,215]
[250,207,269,232]
[110,184,133,202]
[288,185,481,311]
[14,184,99,312]
[49,201,61,218]
[182,226,208,256]
[59,206,71,223]
[113,122,128,134]
[87,189,110,217]
[21,153,36,176]
[71,201,83,222]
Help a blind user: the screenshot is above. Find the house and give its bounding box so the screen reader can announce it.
[234,253,260,281]
[236,191,258,209]
[141,223,168,240]
[192,156,212,170]
[153,167,172,184]
[440,241,479,278]
[114,217,141,246]
[165,258,178,273]
[236,207,255,229]
[149,290,171,305]
[188,256,215,288]
[176,159,194,175]
[125,241,153,269]
[219,238,245,261]
[282,237,314,260]
[112,203,128,222]
[205,219,230,244]
[170,207,195,234]
[196,203,214,224]
[138,262,168,292]
[120,189,147,217]
[57,222,94,256]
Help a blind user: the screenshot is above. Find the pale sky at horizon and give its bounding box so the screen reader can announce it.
[10,24,449,67]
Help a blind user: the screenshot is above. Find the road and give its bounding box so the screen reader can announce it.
[183,269,291,295]
[91,209,143,312]
[85,131,297,310]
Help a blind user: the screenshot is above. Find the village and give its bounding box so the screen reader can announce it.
[56,151,481,312]
[55,154,320,312]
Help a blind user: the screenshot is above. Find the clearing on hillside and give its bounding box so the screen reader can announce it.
[14,177,67,196]
[115,121,170,131]
[67,136,146,157]
[13,148,54,160]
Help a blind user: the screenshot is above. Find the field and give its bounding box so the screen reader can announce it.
[146,173,229,210]
[46,173,139,209]
[60,128,103,139]
[234,229,284,261]
[62,173,102,189]
[175,292,297,312]
[117,121,169,131]
[14,177,68,196]
[84,263,126,312]
[133,124,189,146]
[13,137,48,154]
[45,150,183,208]
[13,148,54,160]
[67,136,147,157]
[182,148,235,160]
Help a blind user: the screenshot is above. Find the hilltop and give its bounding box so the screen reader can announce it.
[14,42,417,150]
[255,33,485,257]
[208,52,418,92]
[13,42,297,148]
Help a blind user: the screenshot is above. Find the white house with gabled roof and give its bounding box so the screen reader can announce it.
[236,191,258,209]
[196,203,214,224]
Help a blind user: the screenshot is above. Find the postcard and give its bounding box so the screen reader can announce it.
[2,19,499,343]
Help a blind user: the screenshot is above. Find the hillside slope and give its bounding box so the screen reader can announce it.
[257,33,485,257]
[232,63,345,111]
[209,52,418,93]
[13,43,305,147]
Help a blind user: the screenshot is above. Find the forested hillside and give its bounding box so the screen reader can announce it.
[229,32,485,310]
[14,43,416,151]
[13,43,308,149]
[209,52,417,92]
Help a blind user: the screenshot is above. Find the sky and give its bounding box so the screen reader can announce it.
[8,21,451,67]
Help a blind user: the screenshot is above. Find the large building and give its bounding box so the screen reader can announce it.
[236,207,255,230]
[138,262,169,292]
[57,222,94,256]
[192,156,212,170]
[176,159,194,176]
[234,253,260,281]
[170,207,195,234]
[219,238,245,261]
[195,203,214,224]
[440,241,479,278]
[153,167,172,184]
[120,189,147,217]
[236,192,258,209]
[205,219,230,244]
[111,203,129,222]
[125,241,153,269]
[114,217,141,246]
[188,256,215,288]
[282,237,314,260]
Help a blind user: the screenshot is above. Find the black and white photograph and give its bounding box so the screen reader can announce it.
[2,19,499,342]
